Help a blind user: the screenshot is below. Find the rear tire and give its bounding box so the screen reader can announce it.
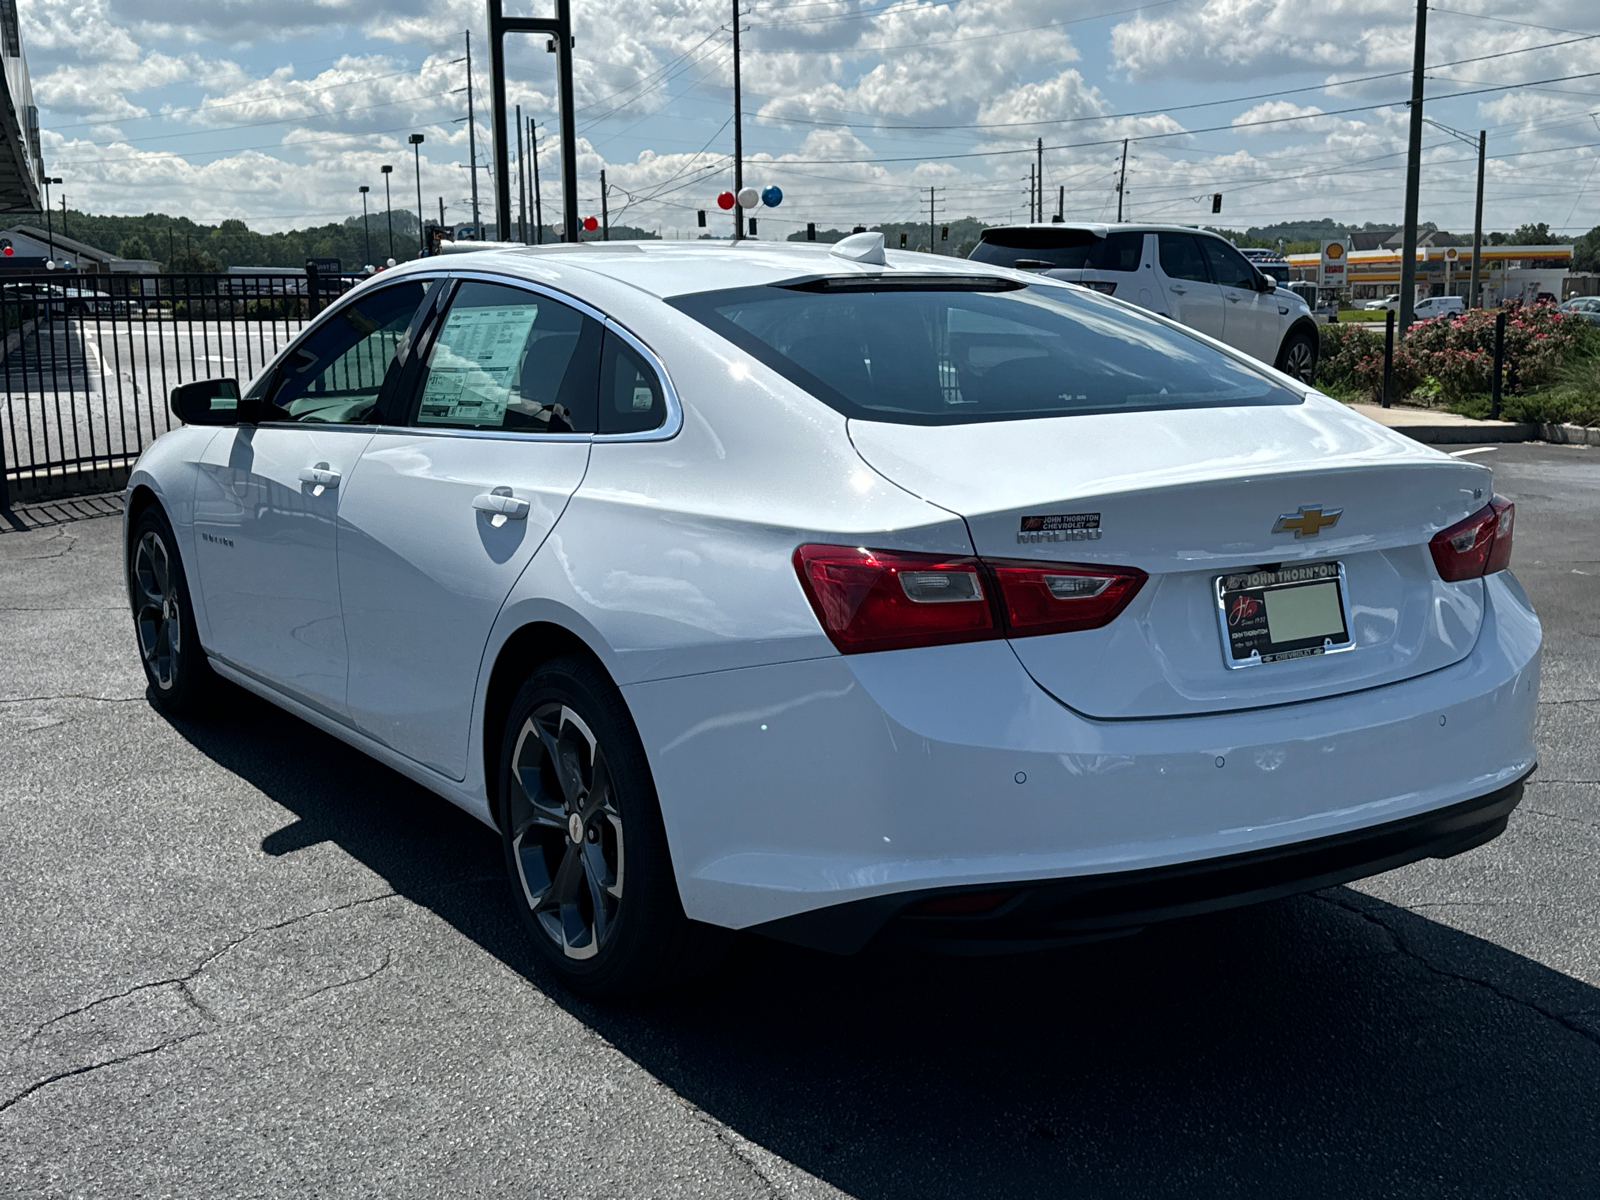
[497,655,727,998]
[127,506,215,715]
[1276,330,1318,385]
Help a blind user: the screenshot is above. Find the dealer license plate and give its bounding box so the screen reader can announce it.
[1216,562,1352,667]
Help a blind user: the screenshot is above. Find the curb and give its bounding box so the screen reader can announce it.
[1380,421,1600,447]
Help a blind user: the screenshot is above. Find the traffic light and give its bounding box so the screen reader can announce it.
[807,222,816,241]
[1212,193,1222,214]
[899,232,907,247]
[697,210,706,228]
[941,224,949,242]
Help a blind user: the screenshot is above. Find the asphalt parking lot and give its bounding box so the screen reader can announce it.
[2,441,1597,1198]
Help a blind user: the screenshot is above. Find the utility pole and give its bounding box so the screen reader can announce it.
[530,118,544,244]
[460,31,481,238]
[486,0,577,243]
[1028,164,1035,222]
[732,0,743,242]
[1057,184,1064,222]
[516,102,528,242]
[928,186,936,254]
[1471,130,1486,308]
[359,185,371,265]
[1116,139,1129,222]
[600,168,609,240]
[1036,138,1043,224]
[438,197,446,235]
[1398,0,1427,333]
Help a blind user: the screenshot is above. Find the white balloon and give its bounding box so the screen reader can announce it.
[737,187,759,209]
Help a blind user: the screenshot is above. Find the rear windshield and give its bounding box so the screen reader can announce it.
[969,228,1145,272]
[669,279,1302,426]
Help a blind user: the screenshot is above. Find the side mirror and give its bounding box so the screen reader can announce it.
[1257,273,1276,293]
[170,378,243,425]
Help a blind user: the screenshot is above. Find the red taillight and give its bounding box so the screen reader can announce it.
[793,545,1146,654]
[985,558,1146,637]
[793,545,996,654]
[1430,495,1514,582]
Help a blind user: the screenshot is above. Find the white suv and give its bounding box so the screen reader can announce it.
[970,223,1320,383]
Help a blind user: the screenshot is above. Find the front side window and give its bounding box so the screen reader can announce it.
[1199,238,1258,290]
[265,282,427,423]
[669,278,1301,426]
[1158,233,1211,284]
[409,282,601,432]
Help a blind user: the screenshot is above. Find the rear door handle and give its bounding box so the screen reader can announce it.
[1226,293,1241,303]
[1169,285,1188,295]
[298,462,340,491]
[473,487,530,523]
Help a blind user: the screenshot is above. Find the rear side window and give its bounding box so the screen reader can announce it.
[598,330,668,435]
[1158,233,1210,284]
[669,279,1301,426]
[970,229,1144,272]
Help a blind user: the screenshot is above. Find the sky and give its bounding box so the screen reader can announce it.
[20,0,1600,240]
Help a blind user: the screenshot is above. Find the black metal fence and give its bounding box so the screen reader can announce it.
[0,270,366,504]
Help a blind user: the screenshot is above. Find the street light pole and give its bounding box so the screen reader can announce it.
[381,165,395,262]
[1398,0,1427,333]
[42,175,60,265]
[359,185,372,266]
[1423,118,1487,309]
[409,134,426,257]
[1471,130,1486,308]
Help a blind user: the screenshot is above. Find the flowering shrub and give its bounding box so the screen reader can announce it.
[1318,302,1586,406]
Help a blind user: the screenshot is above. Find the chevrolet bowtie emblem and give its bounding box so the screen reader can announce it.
[1273,505,1343,538]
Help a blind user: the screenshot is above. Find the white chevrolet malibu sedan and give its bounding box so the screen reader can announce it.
[125,235,1540,996]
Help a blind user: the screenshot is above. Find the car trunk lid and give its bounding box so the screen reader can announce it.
[848,396,1493,718]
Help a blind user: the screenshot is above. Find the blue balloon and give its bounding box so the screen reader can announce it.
[761,185,783,208]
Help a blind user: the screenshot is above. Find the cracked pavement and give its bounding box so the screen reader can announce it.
[1,440,1598,1198]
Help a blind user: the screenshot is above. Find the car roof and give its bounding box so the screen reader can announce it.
[978,222,1234,238]
[377,239,1039,301]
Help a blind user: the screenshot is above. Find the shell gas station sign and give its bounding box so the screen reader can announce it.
[1319,239,1347,287]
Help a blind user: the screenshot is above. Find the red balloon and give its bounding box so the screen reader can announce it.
[582,216,599,231]
[716,190,736,211]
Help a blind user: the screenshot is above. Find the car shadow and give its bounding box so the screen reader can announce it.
[164,684,1600,1198]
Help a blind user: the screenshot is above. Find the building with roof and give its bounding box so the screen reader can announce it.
[1285,244,1577,306]
[0,224,157,273]
[0,0,40,212]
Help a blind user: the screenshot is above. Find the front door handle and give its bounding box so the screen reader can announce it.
[298,462,340,494]
[1169,285,1188,295]
[1226,293,1241,303]
[473,486,530,525]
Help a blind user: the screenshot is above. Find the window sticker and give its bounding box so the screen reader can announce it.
[632,384,654,411]
[418,303,540,426]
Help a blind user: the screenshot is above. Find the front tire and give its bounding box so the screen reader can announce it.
[1276,329,1318,384]
[127,506,215,715]
[498,656,725,998]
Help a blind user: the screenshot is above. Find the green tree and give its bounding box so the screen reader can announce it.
[164,245,223,274]
[117,234,152,261]
[1572,225,1600,273]
[1510,222,1553,245]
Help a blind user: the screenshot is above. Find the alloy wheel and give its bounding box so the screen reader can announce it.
[1284,339,1316,383]
[508,703,625,960]
[132,530,180,690]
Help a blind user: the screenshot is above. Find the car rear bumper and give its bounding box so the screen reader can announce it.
[624,571,1540,933]
[750,772,1529,953]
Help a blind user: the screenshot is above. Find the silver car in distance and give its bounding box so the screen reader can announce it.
[125,235,1540,997]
